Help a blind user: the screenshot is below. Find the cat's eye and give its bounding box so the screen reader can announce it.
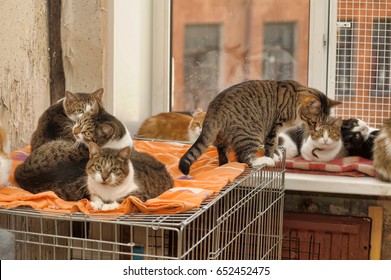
[95,165,101,171]
[83,131,91,137]
[76,109,84,114]
[111,167,119,173]
[355,133,360,139]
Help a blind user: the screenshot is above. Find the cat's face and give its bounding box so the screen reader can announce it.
[310,117,342,148]
[189,111,206,136]
[86,143,131,187]
[342,118,370,141]
[73,114,114,146]
[64,89,104,122]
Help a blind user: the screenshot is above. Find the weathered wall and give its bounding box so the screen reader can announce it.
[61,0,106,96]
[0,0,50,150]
[0,0,107,149]
[285,191,391,260]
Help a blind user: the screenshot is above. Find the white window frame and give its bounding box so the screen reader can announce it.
[107,0,390,196]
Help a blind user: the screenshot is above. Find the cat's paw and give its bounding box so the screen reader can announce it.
[273,153,281,162]
[101,202,119,211]
[90,200,104,210]
[250,156,276,167]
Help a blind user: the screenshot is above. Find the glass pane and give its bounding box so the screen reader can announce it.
[335,0,391,128]
[171,0,310,112]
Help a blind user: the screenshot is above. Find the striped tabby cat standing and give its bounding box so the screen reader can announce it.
[179,80,341,175]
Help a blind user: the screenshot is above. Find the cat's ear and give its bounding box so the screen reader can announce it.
[327,98,342,109]
[117,146,132,160]
[333,117,343,127]
[99,124,114,138]
[65,91,78,103]
[88,142,102,158]
[193,108,203,116]
[92,88,104,101]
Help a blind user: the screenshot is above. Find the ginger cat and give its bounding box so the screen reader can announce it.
[136,110,206,142]
[0,120,11,187]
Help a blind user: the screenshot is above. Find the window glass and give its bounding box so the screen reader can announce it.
[171,0,310,112]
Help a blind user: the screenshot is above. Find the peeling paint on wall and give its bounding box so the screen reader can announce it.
[61,0,105,93]
[0,0,50,150]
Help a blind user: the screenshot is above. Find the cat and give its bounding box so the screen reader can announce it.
[300,117,347,162]
[86,142,174,210]
[136,109,206,142]
[278,125,305,159]
[73,107,133,149]
[341,118,379,160]
[30,88,104,151]
[178,80,341,175]
[0,121,11,187]
[15,110,133,201]
[373,118,391,182]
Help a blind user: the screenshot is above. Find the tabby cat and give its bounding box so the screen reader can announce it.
[15,110,133,201]
[341,118,379,160]
[30,88,104,151]
[179,80,341,175]
[87,142,174,210]
[136,109,206,142]
[73,106,133,149]
[0,121,11,187]
[373,118,391,182]
[300,117,347,162]
[278,125,305,159]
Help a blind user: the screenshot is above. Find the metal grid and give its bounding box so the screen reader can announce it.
[0,151,285,260]
[335,0,391,128]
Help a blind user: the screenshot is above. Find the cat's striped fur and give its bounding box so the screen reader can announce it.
[15,110,133,201]
[30,89,104,151]
[373,118,391,182]
[179,80,341,175]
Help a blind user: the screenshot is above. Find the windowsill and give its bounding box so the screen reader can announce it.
[285,173,391,196]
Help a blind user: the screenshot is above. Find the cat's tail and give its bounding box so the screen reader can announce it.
[178,119,217,175]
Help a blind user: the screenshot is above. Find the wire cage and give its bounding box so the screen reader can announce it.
[0,149,285,260]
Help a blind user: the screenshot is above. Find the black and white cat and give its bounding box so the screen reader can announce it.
[341,118,379,160]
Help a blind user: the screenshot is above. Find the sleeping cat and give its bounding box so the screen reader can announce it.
[300,117,347,162]
[341,118,379,160]
[15,110,132,201]
[178,80,341,175]
[136,109,206,142]
[0,121,11,187]
[73,108,133,149]
[87,142,174,210]
[373,118,391,182]
[30,88,104,151]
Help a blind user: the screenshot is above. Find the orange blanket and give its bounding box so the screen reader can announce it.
[0,141,246,216]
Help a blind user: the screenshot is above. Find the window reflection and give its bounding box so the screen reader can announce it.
[171,0,310,112]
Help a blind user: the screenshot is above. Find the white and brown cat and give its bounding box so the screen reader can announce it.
[0,120,11,187]
[279,117,346,162]
[86,142,173,210]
